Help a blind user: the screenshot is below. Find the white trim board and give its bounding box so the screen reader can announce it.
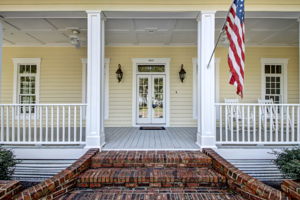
[260,58,288,103]
[12,58,41,104]
[132,58,170,127]
[192,57,220,119]
[81,58,110,120]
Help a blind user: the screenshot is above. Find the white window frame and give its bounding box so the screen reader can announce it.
[192,57,220,119]
[132,58,170,127]
[13,58,41,105]
[261,58,288,104]
[82,58,110,120]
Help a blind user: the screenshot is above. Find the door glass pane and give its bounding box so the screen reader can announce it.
[265,75,281,103]
[138,78,148,118]
[153,77,164,118]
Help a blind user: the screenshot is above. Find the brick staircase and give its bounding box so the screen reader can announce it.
[62,151,245,199]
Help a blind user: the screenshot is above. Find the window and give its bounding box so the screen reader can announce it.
[137,65,165,73]
[13,58,40,113]
[261,58,288,104]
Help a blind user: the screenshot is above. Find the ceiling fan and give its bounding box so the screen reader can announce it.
[66,28,81,48]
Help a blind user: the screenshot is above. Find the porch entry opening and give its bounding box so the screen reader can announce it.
[136,65,166,125]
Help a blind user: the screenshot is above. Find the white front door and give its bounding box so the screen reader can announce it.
[136,75,166,125]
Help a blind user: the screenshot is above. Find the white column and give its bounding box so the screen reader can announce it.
[85,11,105,148]
[0,22,2,103]
[197,11,217,149]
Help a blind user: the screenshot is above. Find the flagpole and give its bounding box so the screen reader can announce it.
[206,1,234,68]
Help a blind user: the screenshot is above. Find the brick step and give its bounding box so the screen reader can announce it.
[91,151,212,168]
[62,187,246,200]
[77,167,226,188]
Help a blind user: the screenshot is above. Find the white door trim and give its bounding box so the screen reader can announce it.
[132,58,170,127]
[260,58,288,103]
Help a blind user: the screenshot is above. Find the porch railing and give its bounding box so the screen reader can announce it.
[216,103,300,145]
[0,104,87,145]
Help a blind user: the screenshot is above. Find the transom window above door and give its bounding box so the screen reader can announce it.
[137,65,165,73]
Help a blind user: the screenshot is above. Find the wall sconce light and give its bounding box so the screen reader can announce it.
[115,64,123,82]
[179,64,186,83]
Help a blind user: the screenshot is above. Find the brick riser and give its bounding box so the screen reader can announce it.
[91,151,212,169]
[63,187,246,200]
[77,167,226,188]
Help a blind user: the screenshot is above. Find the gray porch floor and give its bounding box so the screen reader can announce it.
[103,127,199,150]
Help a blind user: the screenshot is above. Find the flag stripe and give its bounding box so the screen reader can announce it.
[225,0,245,97]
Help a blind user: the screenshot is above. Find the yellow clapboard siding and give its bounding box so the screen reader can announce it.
[1,46,298,127]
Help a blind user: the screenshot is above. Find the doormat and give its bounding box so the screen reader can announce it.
[140,127,166,130]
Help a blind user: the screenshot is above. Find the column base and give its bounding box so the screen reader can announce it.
[196,133,217,149]
[85,135,101,149]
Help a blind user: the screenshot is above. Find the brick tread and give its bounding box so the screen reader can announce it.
[91,151,212,168]
[78,167,226,188]
[61,187,246,200]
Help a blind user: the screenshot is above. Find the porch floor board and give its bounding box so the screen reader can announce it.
[103,127,199,150]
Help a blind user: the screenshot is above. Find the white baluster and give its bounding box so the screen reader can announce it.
[247,106,250,142]
[80,106,83,142]
[275,105,278,142]
[68,106,71,142]
[12,106,15,142]
[39,106,43,142]
[0,106,3,142]
[242,105,245,142]
[286,106,289,142]
[292,106,295,142]
[281,106,284,142]
[34,105,37,142]
[6,106,9,142]
[230,105,233,142]
[270,105,273,142]
[253,106,256,142]
[51,106,54,142]
[74,106,77,142]
[63,106,65,142]
[225,105,228,142]
[17,106,20,142]
[46,106,48,142]
[259,106,261,142]
[57,106,59,142]
[219,105,222,142]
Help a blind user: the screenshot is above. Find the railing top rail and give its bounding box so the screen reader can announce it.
[215,103,300,106]
[0,104,88,106]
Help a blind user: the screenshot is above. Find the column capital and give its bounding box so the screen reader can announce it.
[86,10,102,14]
[196,11,216,21]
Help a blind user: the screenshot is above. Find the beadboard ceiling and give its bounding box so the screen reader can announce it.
[0,11,299,47]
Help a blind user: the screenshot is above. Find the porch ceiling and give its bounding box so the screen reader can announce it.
[0,11,299,47]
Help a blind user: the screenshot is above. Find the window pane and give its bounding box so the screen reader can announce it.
[276,65,281,74]
[31,65,37,73]
[25,65,30,73]
[271,65,276,74]
[265,65,270,73]
[19,65,25,73]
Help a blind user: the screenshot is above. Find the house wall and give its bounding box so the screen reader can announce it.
[1,46,298,127]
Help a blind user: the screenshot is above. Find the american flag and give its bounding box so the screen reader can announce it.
[225,0,245,97]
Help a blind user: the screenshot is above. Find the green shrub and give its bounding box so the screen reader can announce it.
[273,148,300,180]
[0,147,18,180]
